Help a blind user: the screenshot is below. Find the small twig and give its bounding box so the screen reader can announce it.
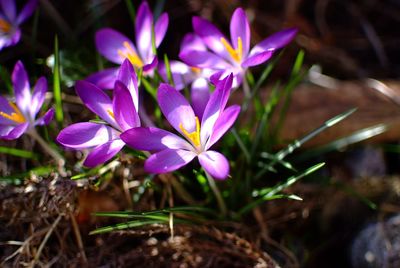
[205,171,227,217]
[69,211,88,264]
[31,214,63,267]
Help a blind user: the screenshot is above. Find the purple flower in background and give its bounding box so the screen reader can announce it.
[57,60,140,167]
[121,74,240,180]
[179,7,297,87]
[87,1,169,89]
[0,0,37,51]
[0,61,53,140]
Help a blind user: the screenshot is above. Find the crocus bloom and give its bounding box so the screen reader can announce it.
[0,0,37,50]
[0,61,53,140]
[179,7,297,87]
[121,74,240,180]
[57,60,140,167]
[87,1,169,89]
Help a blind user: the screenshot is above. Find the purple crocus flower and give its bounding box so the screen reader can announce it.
[0,0,37,51]
[0,61,53,140]
[179,7,297,87]
[121,74,240,180]
[87,1,169,89]
[57,60,140,167]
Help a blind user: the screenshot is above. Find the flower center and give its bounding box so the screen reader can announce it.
[220,37,243,63]
[0,102,26,123]
[107,109,115,119]
[179,116,201,147]
[190,67,201,74]
[117,41,144,68]
[0,19,11,34]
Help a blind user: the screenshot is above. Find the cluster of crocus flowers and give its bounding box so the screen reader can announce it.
[121,74,240,180]
[179,7,297,88]
[87,1,169,89]
[0,0,37,51]
[57,60,140,167]
[0,61,53,139]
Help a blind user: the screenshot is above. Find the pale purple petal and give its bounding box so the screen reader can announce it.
[16,0,37,24]
[192,16,228,58]
[12,61,31,117]
[1,0,16,21]
[242,51,273,68]
[210,69,242,88]
[57,122,118,149]
[250,28,298,56]
[121,127,192,151]
[230,8,250,56]
[154,12,168,47]
[157,83,197,134]
[206,105,240,149]
[117,60,138,110]
[144,148,196,174]
[180,33,207,53]
[35,108,54,126]
[198,150,229,180]
[84,138,125,167]
[159,60,193,90]
[191,77,210,119]
[135,1,153,61]
[86,68,119,90]
[179,49,230,69]
[143,56,158,73]
[30,77,47,118]
[201,74,233,143]
[0,124,13,136]
[113,81,140,131]
[95,28,134,64]
[1,122,29,140]
[75,80,118,128]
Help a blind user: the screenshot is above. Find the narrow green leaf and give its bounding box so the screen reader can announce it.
[0,146,38,159]
[0,166,55,184]
[124,0,136,24]
[230,127,251,163]
[53,35,63,124]
[163,54,174,86]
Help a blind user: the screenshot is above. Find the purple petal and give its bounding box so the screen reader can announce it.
[250,28,298,56]
[12,61,31,117]
[230,8,250,56]
[113,81,140,131]
[35,108,54,126]
[192,16,228,58]
[157,83,196,135]
[57,122,118,149]
[95,28,134,64]
[30,77,47,118]
[201,74,233,143]
[75,80,118,129]
[144,148,196,174]
[0,124,13,136]
[117,60,139,110]
[198,150,229,180]
[159,60,193,90]
[143,56,158,73]
[180,33,207,53]
[210,69,242,88]
[179,49,230,69]
[84,138,125,167]
[242,51,273,68]
[86,68,119,90]
[154,12,168,47]
[135,1,153,61]
[1,0,16,21]
[0,95,16,124]
[1,122,29,140]
[16,0,37,24]
[191,77,210,120]
[207,105,240,149]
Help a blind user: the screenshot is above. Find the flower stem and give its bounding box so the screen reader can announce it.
[242,74,251,98]
[205,171,227,217]
[28,129,65,167]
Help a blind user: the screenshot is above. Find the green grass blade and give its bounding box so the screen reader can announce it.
[163,54,174,86]
[89,219,165,235]
[0,146,38,159]
[0,166,55,184]
[53,35,63,124]
[230,127,251,163]
[124,0,136,24]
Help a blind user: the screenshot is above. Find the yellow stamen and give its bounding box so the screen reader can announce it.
[107,109,115,119]
[179,116,201,147]
[220,36,243,63]
[190,67,201,74]
[117,41,144,68]
[0,18,11,33]
[0,102,26,123]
